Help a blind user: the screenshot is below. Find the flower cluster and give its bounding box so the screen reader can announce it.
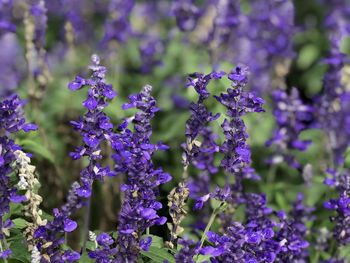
[0,95,37,259]
[172,0,201,32]
[109,85,171,261]
[0,0,16,37]
[102,0,134,45]
[316,0,350,164]
[266,88,314,169]
[175,238,200,263]
[275,193,313,261]
[215,66,264,182]
[34,54,116,262]
[0,33,25,98]
[201,193,312,262]
[324,169,350,245]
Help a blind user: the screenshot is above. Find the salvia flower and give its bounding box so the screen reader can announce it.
[175,238,200,263]
[215,66,264,180]
[172,0,201,32]
[0,94,37,258]
[0,33,26,98]
[110,85,171,262]
[266,88,314,169]
[201,221,280,263]
[324,169,350,245]
[275,193,313,262]
[139,36,164,74]
[317,50,350,164]
[34,54,116,262]
[180,71,223,233]
[88,232,118,262]
[194,67,264,215]
[0,0,16,37]
[316,0,350,164]
[102,0,135,45]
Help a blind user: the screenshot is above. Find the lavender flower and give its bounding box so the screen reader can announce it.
[0,94,37,259]
[111,85,171,261]
[266,88,314,169]
[34,54,116,262]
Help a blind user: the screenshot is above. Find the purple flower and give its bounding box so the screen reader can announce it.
[0,33,26,98]
[139,236,152,251]
[0,249,12,259]
[111,85,171,261]
[102,0,134,45]
[139,36,164,74]
[215,67,264,181]
[266,88,314,170]
[323,169,350,245]
[172,0,201,32]
[63,219,77,232]
[0,94,37,257]
[35,55,116,261]
[97,233,114,247]
[175,239,200,263]
[0,0,16,37]
[62,250,80,262]
[275,193,313,261]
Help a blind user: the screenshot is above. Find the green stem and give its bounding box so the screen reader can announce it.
[267,164,277,184]
[146,227,150,235]
[82,197,92,254]
[199,202,224,249]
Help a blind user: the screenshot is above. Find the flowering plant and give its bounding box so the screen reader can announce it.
[1,0,350,262]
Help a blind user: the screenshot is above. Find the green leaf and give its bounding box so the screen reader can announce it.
[275,192,288,210]
[8,235,30,263]
[339,245,350,260]
[140,246,175,263]
[79,253,94,263]
[12,218,28,229]
[195,255,212,262]
[20,139,55,163]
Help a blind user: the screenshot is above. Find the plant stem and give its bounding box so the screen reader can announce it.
[82,197,92,254]
[146,228,150,235]
[267,164,277,184]
[199,202,224,249]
